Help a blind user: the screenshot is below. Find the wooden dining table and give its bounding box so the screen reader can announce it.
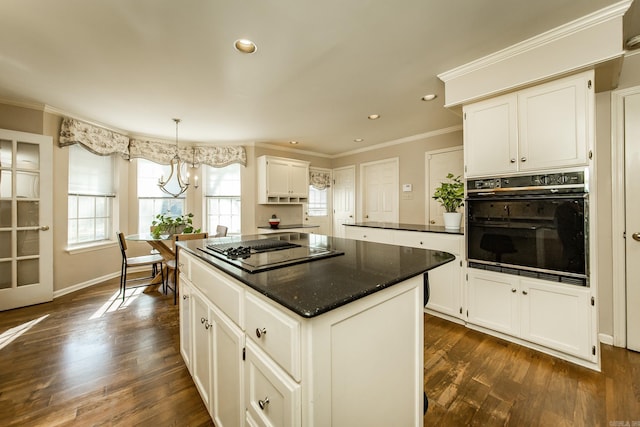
[125,233,175,286]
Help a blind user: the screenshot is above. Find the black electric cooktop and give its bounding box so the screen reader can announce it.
[198,238,344,273]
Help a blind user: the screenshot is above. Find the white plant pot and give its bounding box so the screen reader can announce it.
[443,212,462,230]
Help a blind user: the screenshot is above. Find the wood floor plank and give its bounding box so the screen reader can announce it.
[3,278,640,426]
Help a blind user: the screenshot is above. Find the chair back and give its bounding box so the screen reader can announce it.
[215,225,228,237]
[116,232,127,257]
[174,232,209,242]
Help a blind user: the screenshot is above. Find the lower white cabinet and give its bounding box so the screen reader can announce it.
[467,268,596,363]
[178,248,424,427]
[345,226,464,320]
[244,340,301,427]
[179,279,193,373]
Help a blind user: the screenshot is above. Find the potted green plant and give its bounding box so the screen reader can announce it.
[151,211,200,238]
[432,173,464,229]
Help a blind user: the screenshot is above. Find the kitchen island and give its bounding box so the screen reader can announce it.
[176,233,454,427]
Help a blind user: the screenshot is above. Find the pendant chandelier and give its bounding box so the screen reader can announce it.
[157,118,197,197]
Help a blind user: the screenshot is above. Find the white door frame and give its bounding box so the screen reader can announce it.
[359,158,399,223]
[611,85,640,347]
[332,165,356,238]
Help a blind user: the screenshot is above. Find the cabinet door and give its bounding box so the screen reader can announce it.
[266,158,291,196]
[520,279,593,360]
[427,257,462,318]
[210,305,245,427]
[244,341,301,427]
[463,94,518,177]
[467,269,519,336]
[191,291,212,409]
[288,162,309,197]
[179,276,193,373]
[518,71,592,171]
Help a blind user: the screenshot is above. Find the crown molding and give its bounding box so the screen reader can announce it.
[254,141,333,158]
[0,97,45,111]
[438,0,632,82]
[332,125,463,158]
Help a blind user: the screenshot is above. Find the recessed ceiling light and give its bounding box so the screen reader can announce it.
[289,140,299,145]
[421,94,437,101]
[354,138,364,142]
[368,114,380,120]
[234,39,257,54]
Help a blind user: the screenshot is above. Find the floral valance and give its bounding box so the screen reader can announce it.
[129,139,247,167]
[310,168,331,190]
[59,117,247,167]
[58,117,129,157]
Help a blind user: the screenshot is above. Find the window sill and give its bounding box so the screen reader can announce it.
[65,240,117,255]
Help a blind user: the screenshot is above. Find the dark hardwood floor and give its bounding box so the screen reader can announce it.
[1,276,639,426]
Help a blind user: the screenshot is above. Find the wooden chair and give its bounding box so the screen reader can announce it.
[214,225,228,237]
[117,232,165,302]
[166,232,208,304]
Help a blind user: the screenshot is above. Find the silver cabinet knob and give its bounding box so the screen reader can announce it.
[520,157,527,162]
[258,397,270,410]
[183,295,189,300]
[522,290,528,295]
[510,158,516,163]
[256,327,267,338]
[511,288,517,293]
[632,232,640,242]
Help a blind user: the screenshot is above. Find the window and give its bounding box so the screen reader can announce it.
[308,186,329,216]
[137,159,184,233]
[67,144,115,245]
[204,164,241,234]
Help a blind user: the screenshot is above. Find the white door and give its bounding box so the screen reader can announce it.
[625,92,640,352]
[332,166,355,238]
[0,129,53,311]
[426,147,464,226]
[361,158,398,223]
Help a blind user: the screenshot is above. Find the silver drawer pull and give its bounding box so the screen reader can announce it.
[201,317,206,324]
[204,320,211,329]
[258,397,270,410]
[256,327,267,338]
[183,295,189,300]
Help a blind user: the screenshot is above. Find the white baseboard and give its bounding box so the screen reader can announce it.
[53,267,151,299]
[599,333,614,346]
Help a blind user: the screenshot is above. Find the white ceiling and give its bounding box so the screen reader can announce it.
[0,0,625,156]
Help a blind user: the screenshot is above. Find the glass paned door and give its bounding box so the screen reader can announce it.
[0,129,52,310]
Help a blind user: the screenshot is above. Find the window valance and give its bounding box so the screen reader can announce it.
[59,117,129,157]
[129,139,247,167]
[59,117,247,167]
[310,169,331,190]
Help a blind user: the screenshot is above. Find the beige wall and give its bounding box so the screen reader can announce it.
[332,130,463,224]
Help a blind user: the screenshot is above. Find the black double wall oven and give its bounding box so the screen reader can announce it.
[466,170,589,286]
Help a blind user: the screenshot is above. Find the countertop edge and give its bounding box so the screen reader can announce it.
[345,222,463,235]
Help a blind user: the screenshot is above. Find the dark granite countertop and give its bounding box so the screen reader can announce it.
[257,224,320,230]
[177,233,454,318]
[345,221,464,235]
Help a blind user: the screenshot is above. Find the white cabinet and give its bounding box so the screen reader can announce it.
[463,70,594,177]
[178,248,424,426]
[467,268,595,363]
[393,230,464,321]
[179,278,193,373]
[258,156,310,204]
[466,269,520,336]
[344,226,394,244]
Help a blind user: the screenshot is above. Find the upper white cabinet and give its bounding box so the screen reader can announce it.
[258,155,310,204]
[463,70,594,177]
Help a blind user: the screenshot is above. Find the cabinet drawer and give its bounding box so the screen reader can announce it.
[190,257,243,328]
[245,341,301,427]
[344,226,394,244]
[393,230,462,254]
[245,293,301,381]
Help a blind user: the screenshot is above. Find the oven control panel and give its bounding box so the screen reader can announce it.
[468,170,586,195]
